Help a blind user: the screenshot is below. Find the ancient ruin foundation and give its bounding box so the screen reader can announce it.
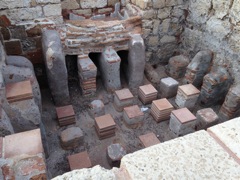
[0,0,240,179]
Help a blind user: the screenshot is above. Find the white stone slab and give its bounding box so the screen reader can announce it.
[120,131,240,179]
[208,117,240,164]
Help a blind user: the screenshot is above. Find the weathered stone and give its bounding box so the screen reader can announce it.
[148,36,159,46]
[142,9,156,19]
[0,0,31,10]
[184,50,213,87]
[127,34,145,91]
[61,0,80,9]
[72,9,92,16]
[98,8,113,14]
[0,27,11,40]
[99,46,121,92]
[158,7,171,19]
[43,4,62,17]
[42,30,70,106]
[60,127,84,150]
[160,35,176,44]
[158,77,178,98]
[89,100,105,118]
[80,0,107,8]
[0,107,14,136]
[165,0,183,7]
[36,0,60,4]
[196,108,219,130]
[107,143,126,167]
[9,25,27,40]
[108,0,119,6]
[152,0,165,9]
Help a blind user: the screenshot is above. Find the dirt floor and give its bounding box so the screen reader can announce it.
[40,64,221,179]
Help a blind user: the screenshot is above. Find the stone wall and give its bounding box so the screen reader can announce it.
[130,0,188,64]
[181,0,240,83]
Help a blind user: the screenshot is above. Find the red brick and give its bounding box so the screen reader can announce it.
[30,173,47,180]
[124,105,144,119]
[95,114,116,131]
[4,39,23,55]
[179,84,200,96]
[56,105,75,119]
[4,129,43,158]
[24,49,44,64]
[0,15,11,27]
[139,132,160,148]
[68,151,92,170]
[1,164,15,180]
[172,108,196,123]
[115,88,134,101]
[1,27,11,40]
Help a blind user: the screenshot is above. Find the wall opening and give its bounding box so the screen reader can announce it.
[65,55,78,86]
[118,50,129,87]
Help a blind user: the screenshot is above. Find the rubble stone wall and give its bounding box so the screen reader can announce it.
[181,0,240,83]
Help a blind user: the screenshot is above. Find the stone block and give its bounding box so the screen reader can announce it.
[127,34,145,91]
[89,100,105,118]
[175,84,200,109]
[169,108,196,136]
[0,27,11,40]
[68,151,92,170]
[42,30,70,106]
[208,117,240,164]
[4,39,23,55]
[139,132,160,148]
[99,46,121,92]
[113,88,134,112]
[158,77,179,98]
[107,143,126,167]
[4,129,43,158]
[153,0,165,8]
[120,131,240,179]
[0,106,14,136]
[61,0,80,9]
[60,127,84,150]
[123,105,144,128]
[43,4,62,17]
[80,0,107,8]
[196,108,219,130]
[108,0,119,6]
[9,25,27,40]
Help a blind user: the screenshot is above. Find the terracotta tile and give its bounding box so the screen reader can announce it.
[124,105,144,119]
[139,84,158,95]
[139,132,160,148]
[152,98,173,111]
[56,105,75,119]
[172,108,196,124]
[115,88,134,101]
[179,84,200,96]
[68,151,92,170]
[0,137,3,158]
[6,80,33,101]
[4,129,43,158]
[95,114,116,130]
[197,108,218,123]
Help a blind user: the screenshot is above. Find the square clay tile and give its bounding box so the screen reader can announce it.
[6,80,33,99]
[152,98,173,111]
[172,108,196,124]
[56,105,75,119]
[197,108,219,123]
[139,84,157,95]
[78,57,97,72]
[68,151,92,170]
[178,84,200,96]
[124,105,144,119]
[95,114,116,130]
[115,88,134,101]
[139,132,160,148]
[4,129,43,158]
[0,137,3,158]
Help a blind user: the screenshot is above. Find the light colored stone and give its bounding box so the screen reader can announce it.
[108,0,119,6]
[120,131,240,179]
[0,0,31,10]
[61,0,80,9]
[208,117,240,163]
[0,7,43,23]
[53,165,116,179]
[152,0,165,9]
[165,0,183,7]
[72,9,92,16]
[148,36,159,46]
[152,20,160,35]
[136,0,149,9]
[212,0,231,19]
[36,0,60,4]
[229,0,240,24]
[43,4,62,16]
[80,0,107,8]
[142,9,156,19]
[160,35,176,44]
[158,7,171,19]
[159,18,170,34]
[98,8,113,14]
